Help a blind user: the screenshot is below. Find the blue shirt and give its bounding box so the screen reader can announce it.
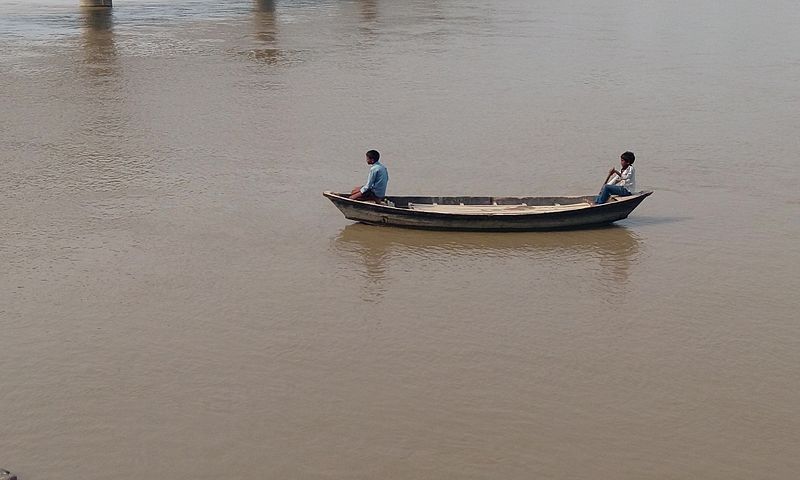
[360,161,388,198]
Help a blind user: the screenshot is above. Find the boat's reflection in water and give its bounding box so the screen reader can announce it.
[332,223,643,301]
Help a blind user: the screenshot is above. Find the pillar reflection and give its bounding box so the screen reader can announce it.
[252,0,281,64]
[80,0,112,6]
[76,5,142,195]
[350,0,378,48]
[254,0,275,12]
[80,6,117,80]
[358,0,378,23]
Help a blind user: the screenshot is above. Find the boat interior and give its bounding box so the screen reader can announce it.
[334,193,630,214]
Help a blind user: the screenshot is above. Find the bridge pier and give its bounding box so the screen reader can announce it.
[81,0,112,7]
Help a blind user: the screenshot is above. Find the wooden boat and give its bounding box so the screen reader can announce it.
[323,190,652,231]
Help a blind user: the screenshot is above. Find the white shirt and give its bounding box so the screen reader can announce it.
[607,165,636,192]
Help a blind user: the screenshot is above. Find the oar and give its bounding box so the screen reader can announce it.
[592,168,618,205]
[602,167,619,186]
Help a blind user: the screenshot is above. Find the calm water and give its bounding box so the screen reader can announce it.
[2,1,799,478]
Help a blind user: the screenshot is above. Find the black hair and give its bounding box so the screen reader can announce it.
[621,151,635,164]
[366,150,380,162]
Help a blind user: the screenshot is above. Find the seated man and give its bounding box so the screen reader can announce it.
[595,151,636,204]
[349,149,388,202]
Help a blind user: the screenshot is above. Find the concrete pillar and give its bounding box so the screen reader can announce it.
[81,0,112,7]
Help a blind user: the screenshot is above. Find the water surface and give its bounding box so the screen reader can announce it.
[1,1,799,478]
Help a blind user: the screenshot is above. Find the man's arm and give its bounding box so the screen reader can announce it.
[362,166,377,193]
[349,187,363,200]
[604,168,620,184]
[350,167,377,199]
[349,172,372,199]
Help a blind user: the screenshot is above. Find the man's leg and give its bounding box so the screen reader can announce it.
[595,185,630,204]
[361,190,381,202]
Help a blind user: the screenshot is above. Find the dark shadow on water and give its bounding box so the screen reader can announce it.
[334,222,641,253]
[332,223,643,300]
[625,216,689,226]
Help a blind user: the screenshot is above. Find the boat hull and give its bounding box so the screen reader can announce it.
[323,191,652,231]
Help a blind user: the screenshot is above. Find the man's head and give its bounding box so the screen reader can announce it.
[366,150,380,165]
[620,151,635,168]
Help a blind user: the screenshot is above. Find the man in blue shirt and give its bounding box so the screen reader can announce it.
[349,149,388,201]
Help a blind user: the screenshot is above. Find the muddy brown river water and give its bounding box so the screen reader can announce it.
[1,1,799,478]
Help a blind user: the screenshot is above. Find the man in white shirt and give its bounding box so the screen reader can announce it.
[595,151,636,204]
